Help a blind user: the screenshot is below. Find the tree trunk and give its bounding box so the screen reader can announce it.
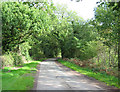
[61,47,65,59]
[97,54,99,63]
[118,30,120,72]
[117,5,120,84]
[109,47,111,66]
[118,19,120,87]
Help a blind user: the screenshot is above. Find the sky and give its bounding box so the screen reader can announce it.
[52,0,100,20]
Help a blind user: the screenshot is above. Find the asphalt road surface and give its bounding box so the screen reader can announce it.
[36,58,117,91]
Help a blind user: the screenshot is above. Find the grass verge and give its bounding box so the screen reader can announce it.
[57,59,120,88]
[1,59,46,90]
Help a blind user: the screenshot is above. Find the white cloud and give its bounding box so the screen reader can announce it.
[52,0,99,20]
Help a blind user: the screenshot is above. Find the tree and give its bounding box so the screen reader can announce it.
[92,2,119,75]
[108,1,120,74]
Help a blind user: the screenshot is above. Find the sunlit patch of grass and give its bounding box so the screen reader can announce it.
[58,59,120,88]
[2,60,45,90]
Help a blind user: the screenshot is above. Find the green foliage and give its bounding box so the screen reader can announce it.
[12,53,23,66]
[1,1,119,80]
[1,1,119,89]
[39,35,60,58]
[2,1,52,50]
[20,42,31,60]
[60,21,98,60]
[91,2,119,70]
[2,1,55,61]
[1,52,24,67]
[94,2,119,45]
[1,52,14,66]
[29,46,45,60]
[79,41,98,60]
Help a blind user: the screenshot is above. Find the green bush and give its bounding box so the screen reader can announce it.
[2,52,24,67]
[29,45,45,60]
[20,42,31,61]
[78,41,99,60]
[1,52,14,66]
[31,53,45,60]
[12,53,23,65]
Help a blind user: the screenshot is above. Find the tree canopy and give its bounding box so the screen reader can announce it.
[1,1,119,81]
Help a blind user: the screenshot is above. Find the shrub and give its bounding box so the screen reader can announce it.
[1,52,24,67]
[78,41,99,60]
[12,53,23,65]
[1,52,14,67]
